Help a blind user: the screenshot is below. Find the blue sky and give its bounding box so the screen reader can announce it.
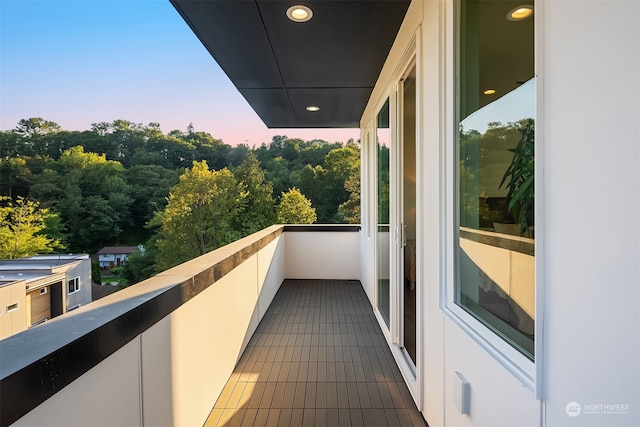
[0,0,360,146]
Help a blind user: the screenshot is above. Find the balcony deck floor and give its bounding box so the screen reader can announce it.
[205,279,426,427]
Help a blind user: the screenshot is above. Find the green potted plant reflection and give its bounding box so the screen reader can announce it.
[499,119,535,237]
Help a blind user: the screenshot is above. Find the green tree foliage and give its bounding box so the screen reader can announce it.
[152,161,246,270]
[126,165,180,226]
[0,157,33,198]
[233,153,276,234]
[12,118,62,158]
[0,130,19,159]
[338,172,361,224]
[324,142,360,222]
[91,260,102,285]
[296,142,360,222]
[277,188,317,224]
[0,197,63,259]
[122,238,159,284]
[29,146,131,252]
[14,118,62,139]
[3,119,361,276]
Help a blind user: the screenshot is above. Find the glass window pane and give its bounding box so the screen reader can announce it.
[377,98,391,328]
[456,0,535,359]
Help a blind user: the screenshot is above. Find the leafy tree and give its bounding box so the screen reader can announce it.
[91,261,102,285]
[0,157,33,198]
[152,135,195,169]
[233,153,276,235]
[0,197,63,259]
[126,165,180,226]
[76,196,122,251]
[14,118,61,138]
[277,188,316,224]
[0,130,20,158]
[152,161,246,270]
[13,118,62,157]
[282,138,302,161]
[191,132,232,170]
[296,164,326,218]
[229,143,250,167]
[297,139,339,168]
[269,135,288,158]
[29,146,131,252]
[264,156,291,199]
[322,143,360,221]
[122,237,159,284]
[338,172,361,224]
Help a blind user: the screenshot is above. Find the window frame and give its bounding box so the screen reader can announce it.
[67,277,80,295]
[440,0,544,394]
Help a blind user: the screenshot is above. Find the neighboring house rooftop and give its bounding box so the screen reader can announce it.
[96,246,139,255]
[0,255,87,271]
[0,272,65,290]
[0,256,87,289]
[22,254,89,261]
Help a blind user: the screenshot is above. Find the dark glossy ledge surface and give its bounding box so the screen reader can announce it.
[0,225,286,427]
[284,225,361,232]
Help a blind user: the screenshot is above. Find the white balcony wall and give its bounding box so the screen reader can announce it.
[142,251,264,427]
[284,230,361,280]
[12,229,286,427]
[13,338,142,427]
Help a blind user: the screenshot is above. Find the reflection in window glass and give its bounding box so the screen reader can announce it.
[456,0,535,359]
[377,98,391,328]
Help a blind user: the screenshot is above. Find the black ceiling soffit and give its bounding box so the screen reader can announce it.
[170,0,411,128]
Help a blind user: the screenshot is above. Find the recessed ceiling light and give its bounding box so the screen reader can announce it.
[483,89,496,95]
[287,5,313,22]
[507,5,533,21]
[306,105,320,112]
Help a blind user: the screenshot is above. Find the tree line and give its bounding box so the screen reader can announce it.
[0,118,360,281]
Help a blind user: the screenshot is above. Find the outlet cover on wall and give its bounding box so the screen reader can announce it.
[453,371,470,414]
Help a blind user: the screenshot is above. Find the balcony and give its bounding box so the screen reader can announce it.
[0,225,425,427]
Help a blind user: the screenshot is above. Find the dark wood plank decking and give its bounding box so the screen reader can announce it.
[205,279,426,427]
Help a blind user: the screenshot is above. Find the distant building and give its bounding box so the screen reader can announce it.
[96,246,140,269]
[0,254,92,340]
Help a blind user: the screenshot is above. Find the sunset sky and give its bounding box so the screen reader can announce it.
[0,0,361,146]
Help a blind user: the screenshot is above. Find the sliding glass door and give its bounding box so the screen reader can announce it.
[376,99,391,328]
[400,64,417,365]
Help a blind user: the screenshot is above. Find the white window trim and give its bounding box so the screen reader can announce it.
[439,0,543,396]
[7,303,19,313]
[67,276,80,295]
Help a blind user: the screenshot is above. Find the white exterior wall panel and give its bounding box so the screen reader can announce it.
[362,0,639,425]
[541,1,640,425]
